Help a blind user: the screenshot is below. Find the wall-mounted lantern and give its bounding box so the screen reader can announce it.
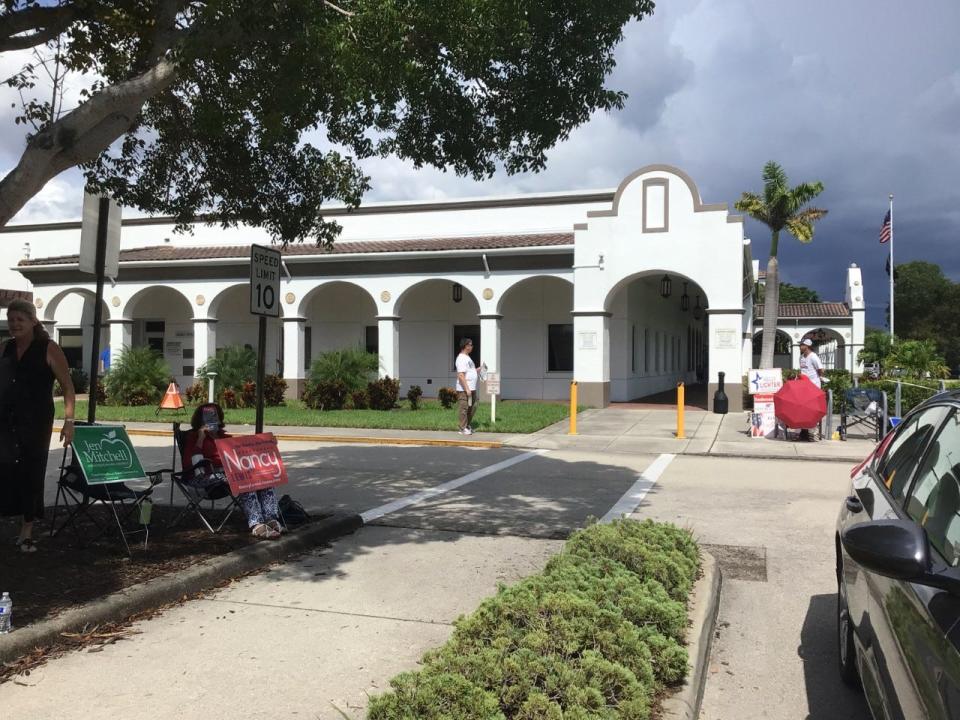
[659,274,672,299]
[680,283,690,311]
[693,295,703,320]
[452,283,463,303]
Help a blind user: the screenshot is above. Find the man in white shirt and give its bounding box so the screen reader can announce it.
[798,338,824,388]
[455,337,479,435]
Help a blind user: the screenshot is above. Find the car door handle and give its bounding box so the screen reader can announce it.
[846,495,864,513]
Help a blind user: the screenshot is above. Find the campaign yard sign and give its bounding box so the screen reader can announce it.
[214,433,289,495]
[748,368,784,395]
[73,425,147,484]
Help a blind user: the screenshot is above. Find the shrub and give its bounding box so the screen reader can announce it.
[103,346,171,406]
[407,384,423,410]
[303,379,348,410]
[263,374,288,406]
[823,369,852,411]
[240,380,257,408]
[438,386,458,409]
[222,388,239,409]
[196,344,257,397]
[367,519,699,720]
[350,389,369,410]
[94,379,106,405]
[308,347,378,392]
[367,376,400,411]
[55,367,89,396]
[184,380,206,403]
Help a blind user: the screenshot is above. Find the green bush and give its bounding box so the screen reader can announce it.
[350,389,369,410]
[860,378,960,416]
[367,519,699,720]
[367,376,400,411]
[823,369,852,412]
[308,347,378,392]
[303,379,348,410]
[197,345,256,398]
[103,346,171,406]
[438,386,458,409]
[184,380,206,403]
[55,367,89,396]
[407,384,423,410]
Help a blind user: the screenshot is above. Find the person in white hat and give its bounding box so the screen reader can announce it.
[798,338,824,389]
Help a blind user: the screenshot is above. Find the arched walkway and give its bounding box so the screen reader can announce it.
[300,282,378,371]
[123,286,197,383]
[42,288,111,374]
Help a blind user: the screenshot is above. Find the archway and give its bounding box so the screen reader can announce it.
[125,285,196,383]
[396,279,480,395]
[603,271,709,405]
[42,288,111,375]
[803,327,847,371]
[299,282,378,372]
[208,284,283,375]
[752,330,793,370]
[497,275,574,400]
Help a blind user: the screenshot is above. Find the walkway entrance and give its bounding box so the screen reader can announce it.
[615,383,709,410]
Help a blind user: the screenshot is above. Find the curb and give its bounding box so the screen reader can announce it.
[660,550,722,720]
[0,511,363,665]
[53,425,503,449]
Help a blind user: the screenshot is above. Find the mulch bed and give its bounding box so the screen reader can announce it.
[0,503,286,630]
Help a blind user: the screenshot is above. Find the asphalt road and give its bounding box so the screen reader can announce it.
[24,435,872,719]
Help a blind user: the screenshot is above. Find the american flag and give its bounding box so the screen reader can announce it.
[879,210,891,244]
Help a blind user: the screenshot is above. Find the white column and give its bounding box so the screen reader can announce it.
[192,318,217,371]
[282,317,306,398]
[791,340,801,372]
[573,311,610,407]
[107,319,132,369]
[377,315,400,379]
[707,309,745,411]
[479,314,501,395]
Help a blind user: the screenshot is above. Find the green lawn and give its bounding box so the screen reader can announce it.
[60,399,571,434]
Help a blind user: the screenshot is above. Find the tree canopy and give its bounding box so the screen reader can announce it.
[893,260,960,373]
[755,281,820,305]
[0,0,655,242]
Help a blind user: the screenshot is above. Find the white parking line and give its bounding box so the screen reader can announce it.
[600,453,676,523]
[360,450,548,523]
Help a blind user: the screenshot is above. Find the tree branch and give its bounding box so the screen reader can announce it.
[0,4,78,53]
[0,56,179,225]
[323,1,354,18]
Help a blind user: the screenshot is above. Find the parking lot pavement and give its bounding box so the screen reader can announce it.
[629,454,872,720]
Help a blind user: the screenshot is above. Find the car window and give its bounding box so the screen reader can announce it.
[876,406,950,503]
[905,411,960,565]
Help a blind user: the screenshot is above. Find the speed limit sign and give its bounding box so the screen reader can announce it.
[250,244,281,317]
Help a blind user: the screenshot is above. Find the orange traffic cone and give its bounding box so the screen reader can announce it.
[157,382,185,414]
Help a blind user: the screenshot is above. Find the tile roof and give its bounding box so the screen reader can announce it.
[0,288,33,306]
[19,232,575,267]
[754,302,851,319]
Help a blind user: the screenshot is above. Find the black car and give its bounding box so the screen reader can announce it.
[837,390,960,718]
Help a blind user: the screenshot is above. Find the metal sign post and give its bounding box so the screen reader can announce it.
[486,371,500,424]
[250,245,281,433]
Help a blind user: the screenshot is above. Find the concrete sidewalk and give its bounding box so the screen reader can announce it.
[104,406,877,464]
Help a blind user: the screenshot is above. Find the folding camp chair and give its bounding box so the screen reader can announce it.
[839,388,887,441]
[169,422,242,533]
[50,426,165,555]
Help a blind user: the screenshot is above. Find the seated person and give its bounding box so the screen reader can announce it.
[183,403,283,539]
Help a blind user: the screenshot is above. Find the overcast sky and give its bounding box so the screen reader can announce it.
[3,0,958,327]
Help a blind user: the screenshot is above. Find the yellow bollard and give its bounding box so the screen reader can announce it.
[568,381,578,435]
[676,381,686,439]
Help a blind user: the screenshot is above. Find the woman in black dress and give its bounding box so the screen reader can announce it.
[1,299,76,552]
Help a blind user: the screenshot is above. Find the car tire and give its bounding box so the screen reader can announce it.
[838,583,860,687]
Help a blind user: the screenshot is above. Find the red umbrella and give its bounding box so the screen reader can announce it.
[774,376,827,429]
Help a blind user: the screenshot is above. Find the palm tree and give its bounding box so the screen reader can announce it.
[736,162,827,368]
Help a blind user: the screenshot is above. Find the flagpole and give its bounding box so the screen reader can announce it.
[888,193,894,342]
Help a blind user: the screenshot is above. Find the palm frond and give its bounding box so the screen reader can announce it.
[787,181,825,211]
[734,192,769,223]
[784,218,816,243]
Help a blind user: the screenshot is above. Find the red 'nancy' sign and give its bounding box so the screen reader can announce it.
[213,433,288,495]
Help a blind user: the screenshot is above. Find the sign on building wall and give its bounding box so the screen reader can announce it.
[713,328,738,349]
[577,332,597,350]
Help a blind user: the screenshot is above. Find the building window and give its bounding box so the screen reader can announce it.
[183,365,194,376]
[365,326,378,355]
[548,324,573,372]
[644,328,649,373]
[144,320,165,333]
[305,326,313,370]
[453,325,481,369]
[631,325,637,373]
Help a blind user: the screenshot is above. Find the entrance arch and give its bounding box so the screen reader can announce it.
[125,286,196,384]
[42,288,111,375]
[299,282,378,372]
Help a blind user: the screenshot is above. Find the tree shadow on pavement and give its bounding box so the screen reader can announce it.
[799,593,872,720]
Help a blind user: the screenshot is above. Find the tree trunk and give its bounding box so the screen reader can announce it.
[760,256,779,368]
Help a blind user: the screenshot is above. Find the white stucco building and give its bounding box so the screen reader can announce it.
[0,165,865,410]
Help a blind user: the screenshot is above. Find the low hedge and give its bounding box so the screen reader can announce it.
[367,519,699,720]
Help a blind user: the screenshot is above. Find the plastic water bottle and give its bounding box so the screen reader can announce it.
[0,592,11,634]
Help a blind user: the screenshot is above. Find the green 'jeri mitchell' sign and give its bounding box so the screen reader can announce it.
[72,425,147,485]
